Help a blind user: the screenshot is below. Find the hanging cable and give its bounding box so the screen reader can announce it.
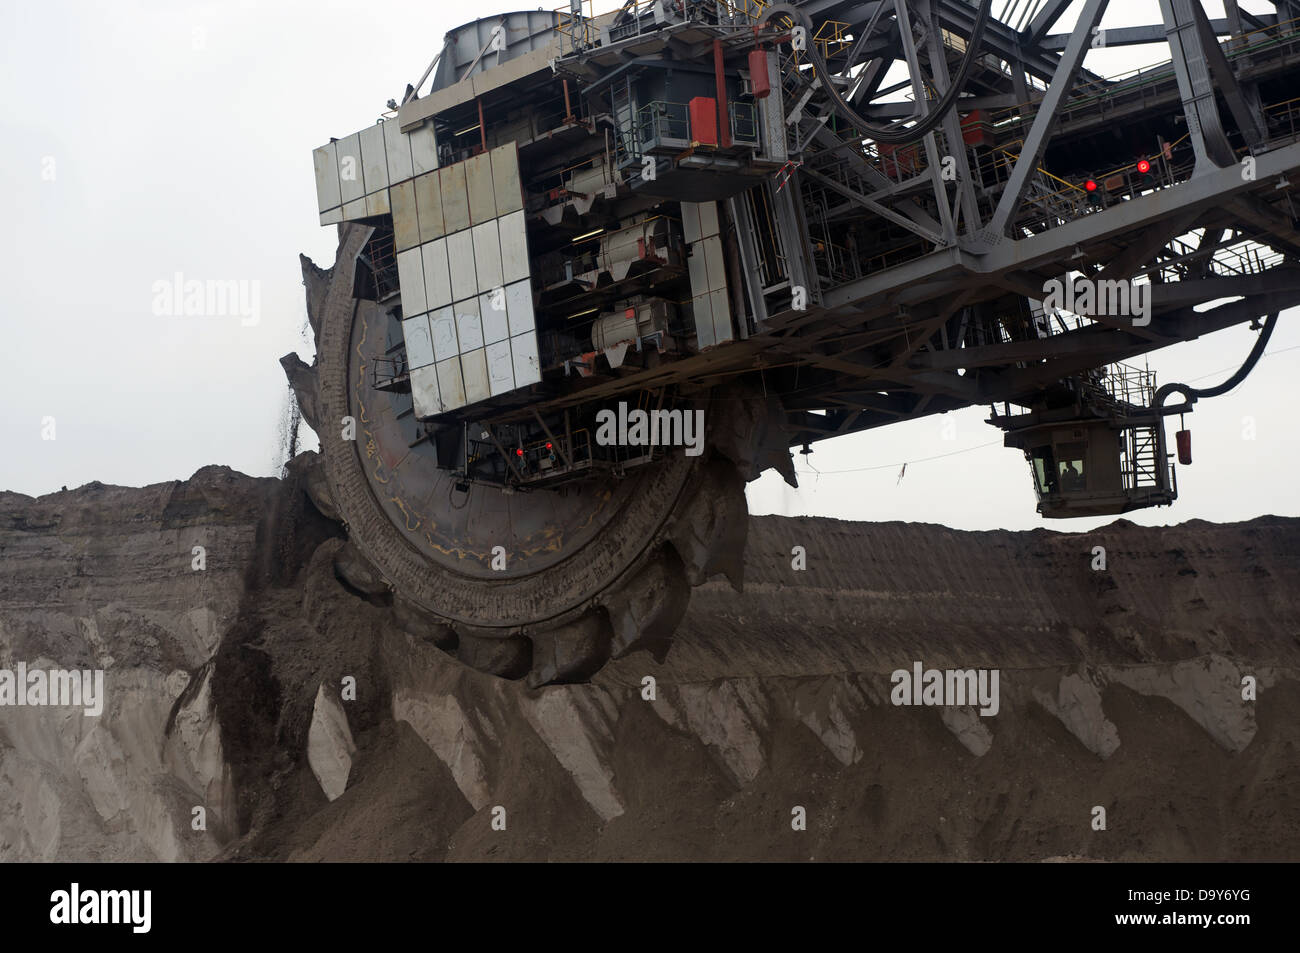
[1155,312,1279,414]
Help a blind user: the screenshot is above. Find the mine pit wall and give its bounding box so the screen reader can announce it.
[384,514,1300,862]
[0,468,272,861]
[1,469,1297,861]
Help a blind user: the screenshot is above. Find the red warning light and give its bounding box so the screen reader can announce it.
[1085,179,1098,192]
[546,442,553,450]
[515,448,524,456]
[1136,158,1151,174]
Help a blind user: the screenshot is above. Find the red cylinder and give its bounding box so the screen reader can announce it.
[1176,429,1192,465]
[961,110,991,147]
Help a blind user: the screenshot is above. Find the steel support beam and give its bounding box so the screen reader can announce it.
[983,0,1110,241]
[804,167,947,246]
[1038,19,1244,50]
[1024,0,1075,47]
[1190,0,1267,149]
[1159,0,1237,173]
[924,0,979,235]
[1095,208,1204,282]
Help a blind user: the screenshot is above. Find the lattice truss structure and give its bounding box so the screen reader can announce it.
[307,0,1300,507]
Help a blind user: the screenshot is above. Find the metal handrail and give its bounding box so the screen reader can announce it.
[636,100,690,144]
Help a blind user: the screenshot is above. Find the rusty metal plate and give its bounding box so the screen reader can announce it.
[465,151,497,224]
[414,172,445,243]
[439,162,470,234]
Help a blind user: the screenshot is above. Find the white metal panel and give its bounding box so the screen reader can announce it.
[435,356,466,411]
[692,294,716,348]
[343,198,367,220]
[422,239,453,311]
[446,230,477,303]
[490,144,523,215]
[440,162,470,234]
[409,121,438,176]
[480,290,509,345]
[391,180,419,251]
[687,243,709,296]
[698,201,720,239]
[402,313,436,369]
[360,123,389,195]
[471,220,503,294]
[396,247,427,316]
[709,288,734,344]
[461,347,491,404]
[497,210,529,284]
[465,152,497,224]
[486,338,516,395]
[505,280,535,336]
[430,307,458,363]
[680,202,702,244]
[414,172,444,243]
[320,207,344,226]
[410,363,443,418]
[366,189,390,216]
[510,331,541,387]
[455,298,484,354]
[702,235,727,292]
[313,142,341,212]
[383,118,414,183]
[337,133,364,204]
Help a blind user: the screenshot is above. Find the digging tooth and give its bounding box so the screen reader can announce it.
[284,449,340,522]
[279,353,325,436]
[527,613,613,688]
[766,444,799,489]
[668,457,748,592]
[456,629,532,679]
[393,595,458,651]
[299,253,331,346]
[757,394,799,488]
[710,382,798,488]
[602,546,690,663]
[332,539,390,598]
[708,382,767,477]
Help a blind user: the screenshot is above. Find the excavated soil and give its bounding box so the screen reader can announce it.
[1,465,1297,861]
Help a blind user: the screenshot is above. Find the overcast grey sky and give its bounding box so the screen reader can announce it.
[2,0,1294,532]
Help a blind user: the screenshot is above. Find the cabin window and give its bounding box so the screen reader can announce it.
[1029,447,1055,496]
[1056,441,1087,491]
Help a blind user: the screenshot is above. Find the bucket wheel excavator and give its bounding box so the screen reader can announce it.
[285,0,1300,684]
[286,221,762,686]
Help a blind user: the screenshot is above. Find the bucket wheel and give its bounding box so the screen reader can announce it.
[283,224,792,685]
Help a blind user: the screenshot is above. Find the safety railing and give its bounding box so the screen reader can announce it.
[362,231,400,300]
[371,355,410,391]
[1263,94,1300,145]
[730,101,759,145]
[636,100,690,147]
[516,428,594,478]
[1097,360,1157,408]
[813,19,852,59]
[554,0,600,52]
[713,0,771,25]
[609,0,669,43]
[1154,232,1284,284]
